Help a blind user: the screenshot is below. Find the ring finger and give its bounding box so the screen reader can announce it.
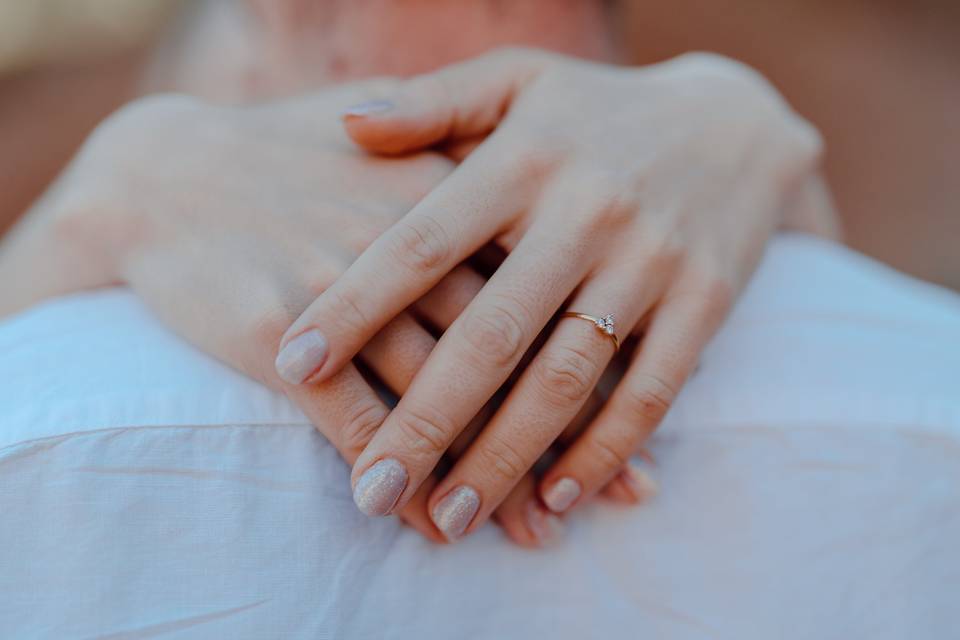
[541,278,731,512]
[424,275,658,540]
[348,207,595,521]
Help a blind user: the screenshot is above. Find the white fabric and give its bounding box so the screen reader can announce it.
[0,235,958,639]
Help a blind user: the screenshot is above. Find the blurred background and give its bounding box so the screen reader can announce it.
[0,0,177,74]
[1,0,957,289]
[0,0,181,238]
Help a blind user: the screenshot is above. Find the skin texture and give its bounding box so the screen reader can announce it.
[9,0,941,544]
[0,83,634,547]
[0,90,456,543]
[0,0,637,548]
[279,49,833,540]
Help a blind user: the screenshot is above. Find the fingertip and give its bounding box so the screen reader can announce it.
[431,485,481,542]
[524,500,565,548]
[341,95,453,155]
[342,100,407,154]
[343,114,442,156]
[341,99,395,119]
[600,477,638,504]
[352,458,409,517]
[496,512,540,549]
[399,511,448,545]
[541,477,582,514]
[398,477,450,544]
[275,328,329,385]
[494,501,564,549]
[601,463,657,506]
[619,463,658,503]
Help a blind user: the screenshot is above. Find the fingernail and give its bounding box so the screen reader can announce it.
[525,500,564,547]
[431,486,480,541]
[342,99,394,118]
[353,458,408,516]
[620,463,658,503]
[543,477,581,513]
[275,329,328,384]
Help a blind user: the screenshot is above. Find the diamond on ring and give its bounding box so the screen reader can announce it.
[560,311,620,351]
[595,314,615,335]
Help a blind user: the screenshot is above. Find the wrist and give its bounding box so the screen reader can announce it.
[0,148,125,317]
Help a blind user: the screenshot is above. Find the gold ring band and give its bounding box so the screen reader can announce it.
[561,312,620,351]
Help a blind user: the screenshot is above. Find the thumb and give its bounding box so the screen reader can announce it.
[341,47,554,155]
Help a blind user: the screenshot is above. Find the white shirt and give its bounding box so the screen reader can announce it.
[1,235,958,639]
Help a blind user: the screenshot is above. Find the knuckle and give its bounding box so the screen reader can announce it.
[300,261,342,300]
[461,296,530,368]
[674,270,736,322]
[588,430,634,470]
[637,245,683,284]
[622,373,678,426]
[651,235,687,270]
[492,138,558,183]
[567,167,641,232]
[392,404,455,456]
[701,276,735,317]
[587,191,638,233]
[339,402,389,456]
[532,345,599,406]
[477,434,530,483]
[325,287,372,333]
[390,216,453,274]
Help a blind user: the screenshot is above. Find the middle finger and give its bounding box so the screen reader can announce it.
[348,212,594,524]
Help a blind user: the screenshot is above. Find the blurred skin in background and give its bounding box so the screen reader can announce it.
[0,0,957,289]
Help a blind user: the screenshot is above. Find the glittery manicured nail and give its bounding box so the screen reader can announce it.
[543,477,581,513]
[275,329,329,384]
[353,458,408,516]
[431,486,480,541]
[525,500,564,547]
[342,99,394,118]
[620,463,658,503]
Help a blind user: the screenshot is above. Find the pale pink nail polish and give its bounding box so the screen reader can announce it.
[342,99,394,118]
[543,477,581,513]
[525,500,564,547]
[353,458,408,516]
[431,486,480,541]
[620,463,658,503]
[275,329,328,385]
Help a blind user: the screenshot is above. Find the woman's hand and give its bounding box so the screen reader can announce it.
[280,49,836,540]
[0,90,456,541]
[0,88,635,547]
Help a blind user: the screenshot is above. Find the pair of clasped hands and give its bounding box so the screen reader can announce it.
[4,49,835,546]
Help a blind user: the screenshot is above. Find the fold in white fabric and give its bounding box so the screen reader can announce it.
[1,235,958,639]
